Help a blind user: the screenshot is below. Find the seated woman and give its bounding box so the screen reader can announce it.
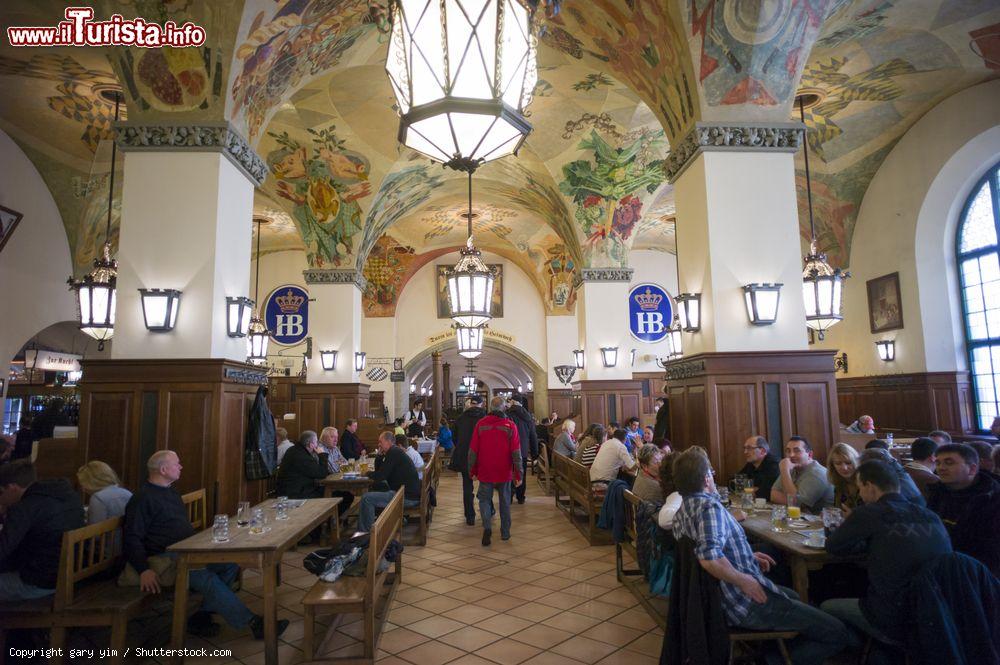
[656,452,681,530]
[828,442,861,510]
[552,419,577,457]
[437,417,454,452]
[632,444,665,503]
[77,460,131,523]
[575,424,605,467]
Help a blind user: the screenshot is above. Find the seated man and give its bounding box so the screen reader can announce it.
[846,415,875,435]
[672,449,852,664]
[395,433,425,479]
[357,432,421,532]
[737,436,780,500]
[864,439,889,451]
[0,460,84,600]
[928,443,1000,576]
[590,429,638,483]
[904,437,940,498]
[822,459,951,655]
[858,449,925,506]
[927,430,951,446]
[623,417,643,454]
[275,427,294,465]
[770,436,835,513]
[967,440,998,475]
[123,450,286,639]
[319,426,349,474]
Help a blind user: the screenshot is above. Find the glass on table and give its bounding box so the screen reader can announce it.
[822,507,844,536]
[718,487,730,506]
[250,507,267,535]
[786,493,802,520]
[770,506,789,533]
[236,501,250,527]
[212,515,230,543]
[742,487,756,510]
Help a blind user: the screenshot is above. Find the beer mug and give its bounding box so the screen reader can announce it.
[212,515,230,543]
[770,506,789,533]
[236,501,250,527]
[250,507,267,535]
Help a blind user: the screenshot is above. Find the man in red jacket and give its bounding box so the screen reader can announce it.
[470,396,522,546]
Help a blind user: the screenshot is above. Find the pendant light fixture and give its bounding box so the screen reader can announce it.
[446,172,496,327]
[68,91,122,351]
[246,218,272,364]
[455,323,485,358]
[462,359,477,390]
[385,0,538,172]
[798,95,849,340]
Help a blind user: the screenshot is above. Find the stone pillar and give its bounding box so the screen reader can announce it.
[576,268,634,381]
[431,351,443,425]
[531,365,549,419]
[304,269,365,384]
[442,362,451,412]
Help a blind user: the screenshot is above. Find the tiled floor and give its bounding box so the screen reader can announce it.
[142,470,663,664]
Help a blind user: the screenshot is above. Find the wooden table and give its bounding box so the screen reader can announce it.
[740,510,857,603]
[167,497,341,665]
[319,472,372,498]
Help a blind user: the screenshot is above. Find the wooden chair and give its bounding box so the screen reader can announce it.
[303,488,404,663]
[729,629,796,665]
[402,448,438,545]
[554,455,607,544]
[181,488,206,530]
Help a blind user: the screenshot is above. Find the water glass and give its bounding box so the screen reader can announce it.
[718,487,730,506]
[236,501,250,527]
[276,495,288,510]
[250,507,267,535]
[822,507,844,536]
[275,500,289,521]
[742,487,756,510]
[212,515,230,543]
[770,506,789,533]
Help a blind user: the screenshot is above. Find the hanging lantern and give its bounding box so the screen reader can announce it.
[667,321,684,358]
[69,243,117,349]
[446,238,495,327]
[455,324,485,358]
[385,0,537,172]
[526,380,533,392]
[743,283,783,325]
[247,316,270,363]
[410,382,416,394]
[462,373,477,389]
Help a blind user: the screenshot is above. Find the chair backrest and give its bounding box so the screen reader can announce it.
[553,451,569,481]
[54,516,124,610]
[181,489,206,530]
[568,458,590,490]
[623,490,640,543]
[368,488,404,587]
[420,448,438,507]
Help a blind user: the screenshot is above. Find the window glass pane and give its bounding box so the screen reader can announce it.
[959,181,997,254]
[980,254,1000,282]
[965,285,985,313]
[963,258,983,286]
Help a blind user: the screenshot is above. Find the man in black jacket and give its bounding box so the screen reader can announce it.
[340,419,364,459]
[823,459,952,654]
[506,396,538,504]
[0,460,83,600]
[652,396,670,445]
[276,430,330,499]
[737,436,780,500]
[450,395,487,525]
[124,450,287,640]
[357,432,421,531]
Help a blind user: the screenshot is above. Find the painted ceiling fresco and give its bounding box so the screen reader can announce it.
[1,0,997,298]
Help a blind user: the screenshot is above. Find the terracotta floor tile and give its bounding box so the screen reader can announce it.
[438,625,505,651]
[408,616,468,639]
[550,636,620,664]
[623,632,664,657]
[471,594,525,613]
[422,578,469,594]
[532,575,578,591]
[507,602,563,623]
[241,643,304,665]
[396,639,467,665]
[447,586,493,603]
[541,611,602,634]
[379,628,432,654]
[509,623,575,649]
[520,651,587,665]
[568,601,628,620]
[607,608,659,631]
[396,586,439,604]
[448,654,503,665]
[534,592,587,611]
[441,604,499,624]
[413,594,469,614]
[582,622,646,648]
[475,638,542,665]
[505,585,551,602]
[476,613,534,636]
[476,576,522,593]
[388,604,435,625]
[594,649,659,665]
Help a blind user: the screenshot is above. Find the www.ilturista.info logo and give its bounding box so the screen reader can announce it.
[6,7,206,48]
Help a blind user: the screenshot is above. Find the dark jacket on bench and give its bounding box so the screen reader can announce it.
[123,482,194,575]
[370,446,421,501]
[0,478,84,589]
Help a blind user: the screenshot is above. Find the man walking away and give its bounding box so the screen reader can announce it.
[449,395,487,525]
[470,396,522,546]
[505,395,538,504]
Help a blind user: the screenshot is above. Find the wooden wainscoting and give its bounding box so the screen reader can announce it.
[77,359,268,515]
[570,380,643,429]
[662,351,839,481]
[292,383,371,443]
[836,372,975,437]
[547,389,576,421]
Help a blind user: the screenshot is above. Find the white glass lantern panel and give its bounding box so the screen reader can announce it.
[677,304,689,329]
[142,293,170,329]
[673,329,683,356]
[831,279,842,316]
[816,279,834,316]
[451,113,498,160]
[474,117,524,161]
[744,291,755,321]
[687,299,700,329]
[93,285,112,325]
[757,290,779,321]
[446,0,494,99]
[472,274,490,312]
[78,288,93,327]
[448,275,461,315]
[386,19,410,112]
[408,115,456,162]
[802,281,817,317]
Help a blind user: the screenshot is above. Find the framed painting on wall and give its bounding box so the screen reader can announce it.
[0,205,24,255]
[436,264,503,319]
[867,272,904,333]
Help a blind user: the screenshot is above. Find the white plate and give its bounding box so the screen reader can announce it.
[802,540,826,549]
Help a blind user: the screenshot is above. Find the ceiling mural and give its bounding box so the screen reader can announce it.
[361,234,417,317]
[796,0,1000,266]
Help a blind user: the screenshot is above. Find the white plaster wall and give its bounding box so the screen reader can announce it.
[818,80,1000,377]
[675,151,809,354]
[251,249,310,373]
[0,129,76,393]
[361,316,398,415]
[546,315,578,388]
[577,280,633,380]
[629,249,679,371]
[114,152,253,361]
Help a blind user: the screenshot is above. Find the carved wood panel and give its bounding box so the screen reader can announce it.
[715,383,758,480]
[584,394,606,428]
[82,392,134,487]
[788,382,833,462]
[620,394,641,423]
[162,390,212,496]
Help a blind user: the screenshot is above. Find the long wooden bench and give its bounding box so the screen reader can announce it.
[535,443,554,495]
[0,489,206,663]
[402,447,438,546]
[617,490,667,628]
[303,488,403,663]
[553,453,608,545]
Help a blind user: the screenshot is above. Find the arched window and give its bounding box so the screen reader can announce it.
[957,163,1000,431]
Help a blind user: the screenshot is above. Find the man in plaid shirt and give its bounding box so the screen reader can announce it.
[672,448,853,665]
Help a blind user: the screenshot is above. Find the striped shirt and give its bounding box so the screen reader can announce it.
[673,491,780,624]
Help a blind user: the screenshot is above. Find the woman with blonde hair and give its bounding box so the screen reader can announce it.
[77,460,132,524]
[553,419,577,457]
[827,443,861,510]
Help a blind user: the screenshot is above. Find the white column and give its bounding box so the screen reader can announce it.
[576,269,634,380]
[305,270,364,383]
[545,314,577,388]
[672,132,808,355]
[113,130,261,361]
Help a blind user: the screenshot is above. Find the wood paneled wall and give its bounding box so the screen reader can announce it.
[293,383,370,443]
[661,351,839,482]
[77,359,267,516]
[571,380,643,430]
[836,372,974,437]
[548,389,577,421]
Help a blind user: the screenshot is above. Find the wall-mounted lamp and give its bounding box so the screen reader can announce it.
[354,351,366,371]
[573,349,585,369]
[876,340,895,362]
[600,346,618,368]
[428,388,433,397]
[420,386,427,396]
[554,365,576,385]
[526,380,533,392]
[410,382,416,394]
[743,283,783,326]
[138,288,181,332]
[517,383,523,393]
[226,296,254,337]
[320,350,338,371]
[675,292,702,332]
[834,352,849,374]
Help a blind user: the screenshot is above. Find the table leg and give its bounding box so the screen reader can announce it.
[789,557,810,604]
[330,511,341,546]
[263,557,279,665]
[170,557,191,665]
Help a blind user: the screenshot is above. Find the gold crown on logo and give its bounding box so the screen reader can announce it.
[634,287,663,310]
[275,289,305,313]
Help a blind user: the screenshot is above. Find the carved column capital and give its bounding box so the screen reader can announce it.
[302,268,367,290]
[665,121,805,183]
[580,267,635,283]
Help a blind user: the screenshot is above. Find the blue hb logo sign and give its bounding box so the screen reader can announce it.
[264,284,309,346]
[628,283,673,343]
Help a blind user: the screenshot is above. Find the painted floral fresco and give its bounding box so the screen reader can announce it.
[559,129,666,267]
[362,235,417,317]
[266,126,371,267]
[544,244,578,309]
[114,46,223,114]
[421,204,517,243]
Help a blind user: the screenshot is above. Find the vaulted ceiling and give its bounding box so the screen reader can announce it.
[1,0,997,314]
